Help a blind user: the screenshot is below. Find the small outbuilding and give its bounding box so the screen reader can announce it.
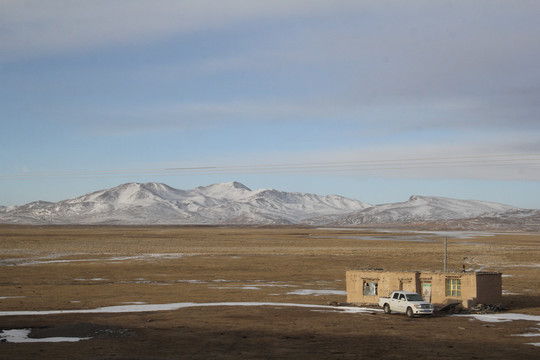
[346,269,502,309]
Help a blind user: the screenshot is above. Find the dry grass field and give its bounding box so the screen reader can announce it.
[0,225,538,359]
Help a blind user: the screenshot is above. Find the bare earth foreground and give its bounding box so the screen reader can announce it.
[0,225,538,359]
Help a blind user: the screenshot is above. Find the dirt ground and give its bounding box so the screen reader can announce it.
[0,225,538,359]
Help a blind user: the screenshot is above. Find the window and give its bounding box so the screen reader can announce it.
[406,293,424,301]
[446,278,461,297]
[363,281,378,296]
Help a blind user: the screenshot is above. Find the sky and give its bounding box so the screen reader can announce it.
[1,0,540,209]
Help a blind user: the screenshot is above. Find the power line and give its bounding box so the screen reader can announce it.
[2,154,540,180]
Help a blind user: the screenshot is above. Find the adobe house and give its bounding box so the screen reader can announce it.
[346,269,502,309]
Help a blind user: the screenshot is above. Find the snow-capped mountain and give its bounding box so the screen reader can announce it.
[0,182,370,225]
[0,182,533,227]
[331,195,519,225]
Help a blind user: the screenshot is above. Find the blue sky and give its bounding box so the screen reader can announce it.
[1,0,540,208]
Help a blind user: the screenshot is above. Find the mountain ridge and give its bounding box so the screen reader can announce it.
[0,182,534,228]
[0,182,369,225]
[330,194,518,226]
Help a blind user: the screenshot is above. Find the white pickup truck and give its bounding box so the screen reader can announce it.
[378,290,434,317]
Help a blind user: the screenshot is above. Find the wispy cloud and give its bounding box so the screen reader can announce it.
[0,0,360,61]
[5,1,538,133]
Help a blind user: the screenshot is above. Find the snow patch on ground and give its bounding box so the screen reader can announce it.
[456,313,540,323]
[209,281,298,291]
[122,302,147,305]
[502,290,520,295]
[503,264,540,268]
[513,328,540,347]
[0,302,378,317]
[286,289,347,296]
[1,253,188,267]
[75,278,108,281]
[513,331,540,337]
[456,314,540,347]
[211,286,263,290]
[311,235,435,243]
[512,328,540,347]
[0,329,90,343]
[0,296,25,300]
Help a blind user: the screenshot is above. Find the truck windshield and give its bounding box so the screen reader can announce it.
[406,294,425,301]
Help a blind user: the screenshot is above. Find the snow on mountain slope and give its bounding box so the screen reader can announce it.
[194,188,371,225]
[0,182,368,225]
[193,181,252,200]
[333,195,519,225]
[247,189,368,215]
[76,182,189,205]
[426,208,540,231]
[0,183,527,226]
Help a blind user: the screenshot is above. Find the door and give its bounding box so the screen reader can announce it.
[421,283,432,302]
[395,293,407,313]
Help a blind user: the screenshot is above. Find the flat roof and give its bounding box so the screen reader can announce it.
[347,269,501,275]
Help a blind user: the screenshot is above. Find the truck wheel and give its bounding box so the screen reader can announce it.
[406,307,414,318]
[384,304,391,314]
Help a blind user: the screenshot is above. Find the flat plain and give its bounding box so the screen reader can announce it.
[0,225,538,359]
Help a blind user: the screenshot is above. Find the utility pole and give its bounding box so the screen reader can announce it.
[444,237,447,272]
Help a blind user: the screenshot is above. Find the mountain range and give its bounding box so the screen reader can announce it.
[0,182,537,229]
